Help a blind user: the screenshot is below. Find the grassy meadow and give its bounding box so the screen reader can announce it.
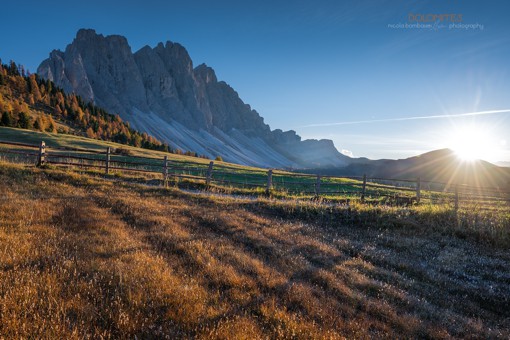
[0,160,509,338]
[0,126,467,206]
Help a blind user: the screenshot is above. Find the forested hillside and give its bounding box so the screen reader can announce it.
[0,60,173,153]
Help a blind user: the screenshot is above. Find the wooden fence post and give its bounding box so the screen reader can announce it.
[361,174,367,201]
[163,155,168,187]
[266,169,273,194]
[105,147,111,175]
[206,161,214,186]
[315,174,321,197]
[416,177,421,204]
[37,141,45,166]
[454,185,459,211]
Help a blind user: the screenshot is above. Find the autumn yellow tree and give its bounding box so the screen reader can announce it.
[46,115,56,133]
[29,74,42,101]
[34,116,46,131]
[86,127,96,138]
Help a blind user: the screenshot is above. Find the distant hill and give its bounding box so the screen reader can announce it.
[307,149,510,188]
[37,29,349,168]
[496,161,510,168]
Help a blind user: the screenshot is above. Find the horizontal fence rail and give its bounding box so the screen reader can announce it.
[0,139,509,209]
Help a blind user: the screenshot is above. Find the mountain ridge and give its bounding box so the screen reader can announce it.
[38,29,349,168]
[304,148,510,188]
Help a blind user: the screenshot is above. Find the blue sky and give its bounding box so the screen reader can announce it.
[2,0,510,162]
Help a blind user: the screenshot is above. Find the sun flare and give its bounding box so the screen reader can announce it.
[448,126,500,162]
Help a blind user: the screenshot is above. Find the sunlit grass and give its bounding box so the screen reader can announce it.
[0,161,509,338]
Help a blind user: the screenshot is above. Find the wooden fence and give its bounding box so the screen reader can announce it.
[1,139,509,209]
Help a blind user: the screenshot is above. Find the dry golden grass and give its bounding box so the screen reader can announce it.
[0,162,509,338]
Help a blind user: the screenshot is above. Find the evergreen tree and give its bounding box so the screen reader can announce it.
[8,61,19,76]
[113,132,128,144]
[17,112,32,129]
[33,118,41,130]
[1,112,12,126]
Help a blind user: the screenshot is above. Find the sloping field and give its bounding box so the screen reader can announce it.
[0,162,509,338]
[5,126,506,207]
[0,127,213,165]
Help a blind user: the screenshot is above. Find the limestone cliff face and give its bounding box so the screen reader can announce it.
[38,29,349,168]
[39,29,148,117]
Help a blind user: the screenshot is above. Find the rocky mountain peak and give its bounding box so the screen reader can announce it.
[75,28,98,40]
[37,29,350,168]
[194,64,217,84]
[49,49,64,59]
[153,41,193,74]
[75,28,129,46]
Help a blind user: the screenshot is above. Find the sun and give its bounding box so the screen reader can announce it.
[448,126,499,162]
